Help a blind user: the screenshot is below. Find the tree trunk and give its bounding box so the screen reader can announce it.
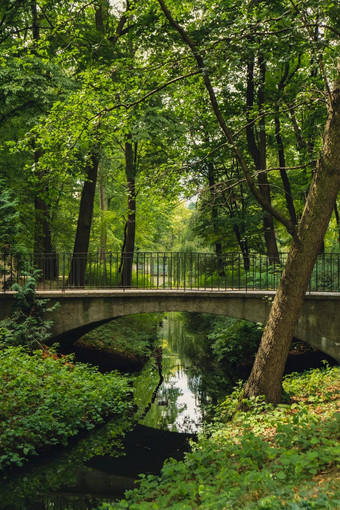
[33,150,57,279]
[207,163,224,275]
[31,4,57,278]
[68,153,99,286]
[246,56,280,264]
[242,64,340,404]
[34,193,57,279]
[98,163,108,258]
[120,138,136,287]
[334,203,340,248]
[274,105,298,226]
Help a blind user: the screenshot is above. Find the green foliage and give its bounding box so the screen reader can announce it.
[0,270,59,350]
[0,182,26,288]
[79,313,163,359]
[209,319,263,365]
[0,182,23,253]
[101,365,339,509]
[0,345,132,471]
[0,413,131,508]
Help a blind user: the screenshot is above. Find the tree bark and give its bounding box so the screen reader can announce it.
[33,150,57,279]
[274,106,298,226]
[242,63,340,404]
[68,153,99,286]
[98,163,108,258]
[206,163,224,275]
[120,137,136,287]
[246,56,280,263]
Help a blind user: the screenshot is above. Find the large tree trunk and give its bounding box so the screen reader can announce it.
[68,153,99,286]
[120,138,136,287]
[242,64,340,404]
[158,0,338,405]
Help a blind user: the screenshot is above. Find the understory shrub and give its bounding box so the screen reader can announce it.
[0,346,133,470]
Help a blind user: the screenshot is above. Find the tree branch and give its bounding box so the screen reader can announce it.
[157,0,295,235]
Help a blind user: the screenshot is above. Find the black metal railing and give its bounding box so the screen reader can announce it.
[1,251,340,292]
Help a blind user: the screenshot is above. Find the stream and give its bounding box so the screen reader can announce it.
[0,313,227,510]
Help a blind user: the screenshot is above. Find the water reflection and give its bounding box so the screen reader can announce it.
[138,342,203,433]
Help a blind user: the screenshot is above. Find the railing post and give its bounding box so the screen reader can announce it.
[62,254,65,291]
[183,252,186,290]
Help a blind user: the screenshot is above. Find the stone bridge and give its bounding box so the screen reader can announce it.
[0,289,339,361]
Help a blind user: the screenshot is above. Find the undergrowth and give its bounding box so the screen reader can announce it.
[101,364,339,509]
[77,313,163,359]
[0,346,133,471]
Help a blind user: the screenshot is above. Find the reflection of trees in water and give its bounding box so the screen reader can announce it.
[163,312,235,408]
[138,312,236,432]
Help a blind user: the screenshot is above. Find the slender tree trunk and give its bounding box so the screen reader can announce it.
[33,151,57,279]
[68,153,99,286]
[232,222,250,271]
[242,64,340,404]
[98,164,108,257]
[246,56,280,263]
[207,163,224,275]
[30,4,57,278]
[274,105,298,226]
[120,138,136,287]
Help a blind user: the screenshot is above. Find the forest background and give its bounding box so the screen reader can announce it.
[1,0,340,404]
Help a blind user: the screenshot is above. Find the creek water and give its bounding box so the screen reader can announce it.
[0,313,227,510]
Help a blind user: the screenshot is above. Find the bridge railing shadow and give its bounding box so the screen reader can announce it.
[1,251,340,292]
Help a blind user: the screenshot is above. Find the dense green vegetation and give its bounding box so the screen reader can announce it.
[75,313,163,369]
[0,275,134,473]
[101,365,340,509]
[0,345,133,471]
[1,0,339,260]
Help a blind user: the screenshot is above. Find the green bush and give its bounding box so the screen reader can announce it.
[0,346,133,470]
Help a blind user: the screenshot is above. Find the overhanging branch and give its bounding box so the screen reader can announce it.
[157,0,295,236]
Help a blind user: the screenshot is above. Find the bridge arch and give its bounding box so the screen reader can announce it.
[0,289,339,360]
[36,290,339,361]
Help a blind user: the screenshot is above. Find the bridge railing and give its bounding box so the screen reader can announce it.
[1,251,340,292]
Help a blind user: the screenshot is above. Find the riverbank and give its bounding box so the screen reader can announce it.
[67,313,163,371]
[0,346,133,472]
[102,364,340,509]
